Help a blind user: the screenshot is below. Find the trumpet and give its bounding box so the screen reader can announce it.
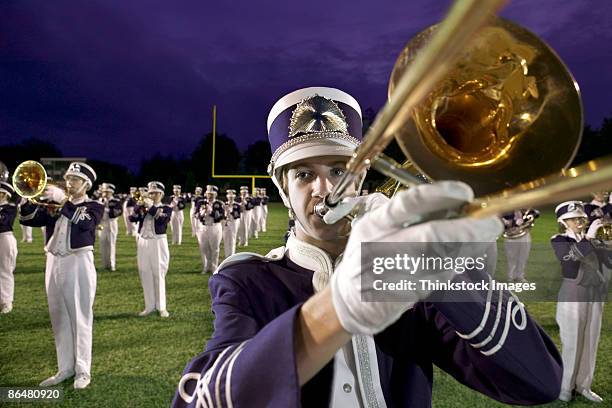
[12,160,69,209]
[317,0,612,222]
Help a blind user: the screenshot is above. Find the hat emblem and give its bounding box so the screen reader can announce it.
[568,202,576,212]
[70,163,81,172]
[289,95,348,138]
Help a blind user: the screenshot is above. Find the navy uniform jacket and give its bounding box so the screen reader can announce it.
[102,197,123,219]
[501,209,540,229]
[126,196,137,208]
[128,204,172,234]
[550,233,612,280]
[198,200,224,224]
[226,202,241,220]
[19,200,104,248]
[171,195,187,211]
[251,197,261,207]
[236,196,254,211]
[584,202,612,226]
[173,253,562,407]
[261,195,269,205]
[193,197,205,212]
[0,203,17,233]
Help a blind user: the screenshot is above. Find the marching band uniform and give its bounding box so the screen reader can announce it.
[190,187,203,238]
[251,188,262,238]
[222,190,241,258]
[0,182,18,313]
[236,187,253,247]
[551,201,611,403]
[502,208,540,282]
[170,185,186,245]
[196,185,224,274]
[174,87,563,408]
[261,187,269,233]
[584,192,612,227]
[129,181,172,317]
[123,187,138,236]
[98,183,122,271]
[20,162,103,389]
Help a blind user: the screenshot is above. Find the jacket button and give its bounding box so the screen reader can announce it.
[343,383,352,393]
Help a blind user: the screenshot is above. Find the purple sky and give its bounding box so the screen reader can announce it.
[1,0,610,170]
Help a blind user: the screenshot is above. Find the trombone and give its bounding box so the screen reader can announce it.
[12,160,68,209]
[317,0,612,221]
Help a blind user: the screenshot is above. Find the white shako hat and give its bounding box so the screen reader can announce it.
[555,201,587,222]
[206,185,218,194]
[147,181,165,193]
[266,87,363,207]
[64,162,96,190]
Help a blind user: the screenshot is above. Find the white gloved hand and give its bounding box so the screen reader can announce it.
[143,198,154,209]
[586,218,603,240]
[42,185,66,203]
[331,181,503,335]
[323,192,390,225]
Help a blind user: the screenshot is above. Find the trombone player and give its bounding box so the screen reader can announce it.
[98,183,123,271]
[0,181,17,314]
[502,208,540,283]
[18,161,103,390]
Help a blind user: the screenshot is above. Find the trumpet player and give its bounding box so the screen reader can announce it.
[19,162,103,390]
[129,181,172,318]
[222,189,241,258]
[196,185,224,274]
[551,201,611,403]
[123,187,138,236]
[0,181,17,314]
[98,183,122,271]
[236,186,253,246]
[189,186,203,238]
[584,191,612,227]
[502,208,539,283]
[170,185,186,245]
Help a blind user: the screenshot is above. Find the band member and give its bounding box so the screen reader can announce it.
[123,187,138,236]
[170,185,186,245]
[502,208,540,282]
[0,182,17,314]
[551,201,611,403]
[98,183,122,271]
[189,186,203,238]
[584,191,612,227]
[222,189,241,258]
[236,186,253,246]
[20,162,103,389]
[129,181,172,318]
[174,87,562,407]
[196,185,224,274]
[260,187,269,233]
[249,187,262,239]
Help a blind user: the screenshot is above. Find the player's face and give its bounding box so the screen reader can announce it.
[65,176,86,195]
[149,191,163,203]
[0,192,7,202]
[592,191,606,202]
[565,217,587,233]
[286,155,354,241]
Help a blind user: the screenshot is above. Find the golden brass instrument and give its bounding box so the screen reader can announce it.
[502,210,537,239]
[319,0,612,221]
[12,160,68,208]
[595,216,612,241]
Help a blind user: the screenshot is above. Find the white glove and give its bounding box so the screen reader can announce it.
[586,218,603,240]
[42,185,66,203]
[143,198,154,209]
[331,181,503,335]
[323,192,390,225]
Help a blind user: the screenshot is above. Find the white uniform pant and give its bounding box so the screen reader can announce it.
[137,236,169,312]
[197,223,222,272]
[99,219,118,270]
[222,220,238,258]
[45,251,96,376]
[262,205,268,232]
[249,208,259,239]
[504,232,531,280]
[255,206,264,233]
[189,205,198,237]
[170,210,184,245]
[556,301,603,394]
[123,204,136,236]
[0,232,17,306]
[237,212,250,246]
[41,226,47,246]
[21,225,32,243]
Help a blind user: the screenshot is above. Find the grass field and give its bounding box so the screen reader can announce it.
[0,203,609,407]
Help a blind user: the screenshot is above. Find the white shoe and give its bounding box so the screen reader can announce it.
[558,390,572,402]
[159,310,169,318]
[580,389,603,403]
[40,370,74,386]
[74,373,91,389]
[0,303,12,314]
[138,309,155,317]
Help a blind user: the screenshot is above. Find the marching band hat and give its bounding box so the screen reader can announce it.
[240,186,249,192]
[226,189,236,196]
[64,162,96,186]
[194,186,203,193]
[206,185,218,194]
[147,181,165,193]
[0,181,14,197]
[555,201,587,221]
[173,185,182,190]
[101,182,115,192]
[129,186,137,192]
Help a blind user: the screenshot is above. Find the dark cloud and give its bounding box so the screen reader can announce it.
[1,0,610,170]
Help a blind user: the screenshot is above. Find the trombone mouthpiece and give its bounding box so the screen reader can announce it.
[313,201,329,218]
